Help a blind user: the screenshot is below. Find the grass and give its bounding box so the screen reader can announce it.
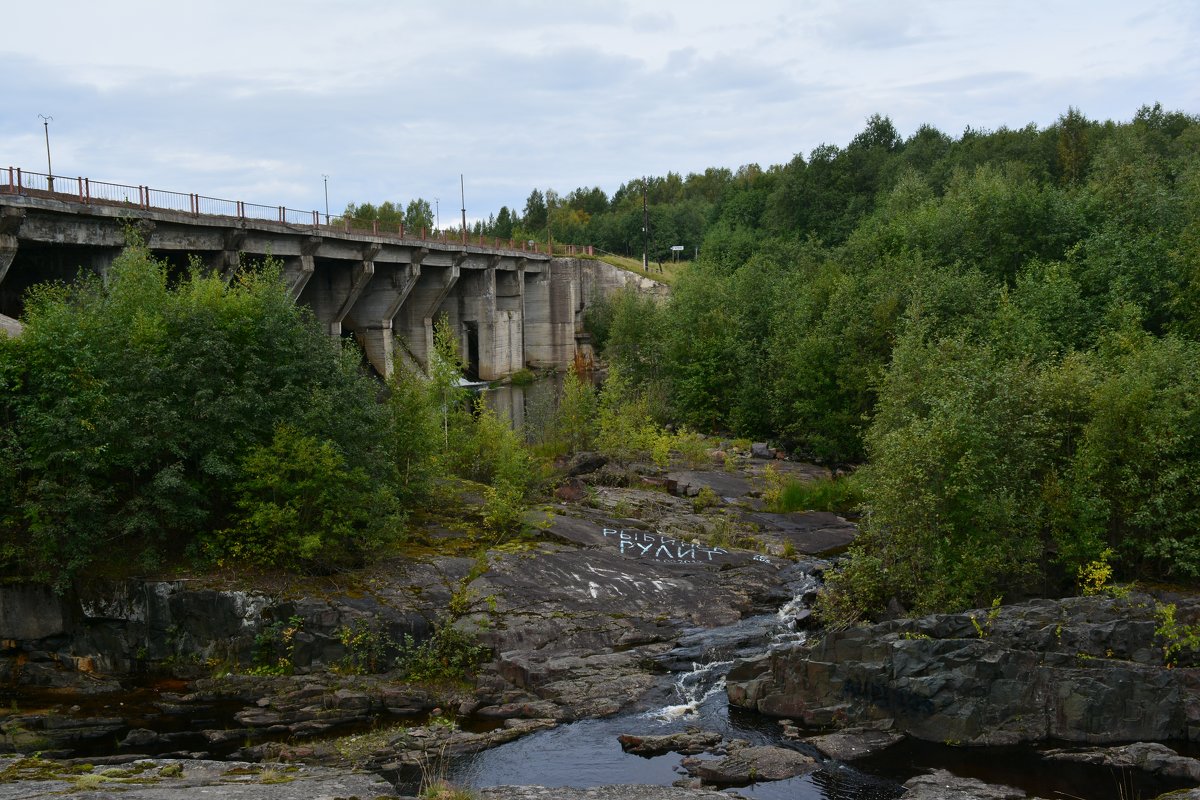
[770,474,864,514]
[595,252,689,285]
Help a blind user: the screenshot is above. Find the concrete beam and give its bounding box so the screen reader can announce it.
[328,243,379,336]
[286,236,321,300]
[0,234,17,287]
[216,227,247,276]
[349,251,425,378]
[396,264,460,370]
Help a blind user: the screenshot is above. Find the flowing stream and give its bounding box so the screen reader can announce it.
[442,574,906,799]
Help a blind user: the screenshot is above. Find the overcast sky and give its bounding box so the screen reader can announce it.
[3,0,1197,223]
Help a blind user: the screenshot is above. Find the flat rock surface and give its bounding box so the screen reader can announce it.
[0,757,397,799]
[902,769,1048,799]
[479,786,734,800]
[1042,742,1200,782]
[740,510,857,555]
[683,744,817,785]
[805,728,904,761]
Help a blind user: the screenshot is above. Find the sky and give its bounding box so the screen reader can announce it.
[2,0,1197,225]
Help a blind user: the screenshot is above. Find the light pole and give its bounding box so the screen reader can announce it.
[322,174,330,225]
[434,197,440,231]
[39,114,53,191]
[459,174,467,240]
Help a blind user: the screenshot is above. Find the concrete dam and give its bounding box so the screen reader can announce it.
[0,174,662,379]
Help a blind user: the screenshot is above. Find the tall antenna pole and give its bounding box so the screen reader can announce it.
[642,177,649,270]
[460,174,467,241]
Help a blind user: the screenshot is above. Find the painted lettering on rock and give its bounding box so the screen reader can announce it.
[601,528,727,563]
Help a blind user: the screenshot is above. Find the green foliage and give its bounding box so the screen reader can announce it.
[0,242,419,586]
[396,623,490,683]
[249,615,303,675]
[207,424,402,571]
[553,362,598,454]
[335,619,399,674]
[769,473,864,514]
[594,367,671,465]
[1154,602,1200,667]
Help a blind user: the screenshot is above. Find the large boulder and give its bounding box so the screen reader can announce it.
[728,593,1200,746]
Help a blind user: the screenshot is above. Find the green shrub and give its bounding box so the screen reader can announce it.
[397,623,490,682]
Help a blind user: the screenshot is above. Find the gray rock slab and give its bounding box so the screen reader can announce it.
[684,744,818,785]
[902,769,1049,799]
[667,470,753,499]
[806,728,904,761]
[742,510,857,555]
[0,758,397,799]
[1043,742,1200,782]
[480,786,733,800]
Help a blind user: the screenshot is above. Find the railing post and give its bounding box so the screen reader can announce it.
[238,201,245,219]
[312,210,318,226]
[15,168,22,194]
[421,226,427,240]
[373,220,379,234]
[77,177,83,202]
[278,206,284,223]
[5,166,11,193]
[399,222,405,238]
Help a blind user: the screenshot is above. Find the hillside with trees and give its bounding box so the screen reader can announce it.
[584,104,1200,618]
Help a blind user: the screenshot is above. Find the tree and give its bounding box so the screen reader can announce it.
[404,198,434,233]
[523,189,547,231]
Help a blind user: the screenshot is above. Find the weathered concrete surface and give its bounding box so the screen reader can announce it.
[728,593,1200,746]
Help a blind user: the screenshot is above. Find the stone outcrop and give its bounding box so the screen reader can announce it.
[728,593,1200,746]
[901,769,1049,799]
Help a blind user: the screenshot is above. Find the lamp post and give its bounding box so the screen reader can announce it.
[459,174,467,241]
[39,114,53,191]
[322,174,330,225]
[434,197,440,231]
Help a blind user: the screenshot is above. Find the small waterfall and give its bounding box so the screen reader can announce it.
[648,570,821,721]
[649,659,734,721]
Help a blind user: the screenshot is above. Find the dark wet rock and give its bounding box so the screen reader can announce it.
[479,786,733,800]
[119,728,162,749]
[566,451,608,476]
[682,743,817,785]
[750,443,775,459]
[805,726,904,761]
[728,593,1200,746]
[617,728,722,756]
[1043,742,1200,782]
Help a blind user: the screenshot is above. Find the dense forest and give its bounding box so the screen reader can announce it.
[584,104,1200,618]
[3,104,1197,626]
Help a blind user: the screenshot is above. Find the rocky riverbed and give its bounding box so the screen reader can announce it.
[2,445,1200,799]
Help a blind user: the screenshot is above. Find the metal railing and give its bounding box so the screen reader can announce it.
[1,166,596,257]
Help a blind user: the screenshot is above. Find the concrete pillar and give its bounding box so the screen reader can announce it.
[328,243,379,336]
[396,263,460,370]
[216,228,246,277]
[523,261,575,368]
[345,252,423,378]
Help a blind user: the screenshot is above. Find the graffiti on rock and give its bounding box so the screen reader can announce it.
[601,528,728,563]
